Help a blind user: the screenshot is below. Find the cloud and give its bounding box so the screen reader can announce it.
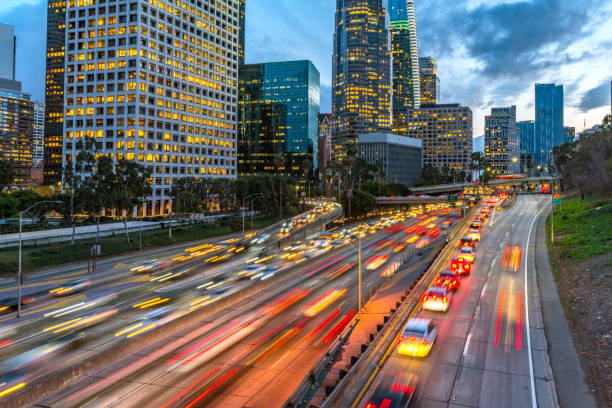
[0,0,41,14]
[578,81,611,112]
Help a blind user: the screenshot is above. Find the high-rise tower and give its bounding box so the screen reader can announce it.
[43,0,66,185]
[61,0,239,215]
[419,56,439,104]
[535,83,563,169]
[331,0,391,158]
[390,0,420,135]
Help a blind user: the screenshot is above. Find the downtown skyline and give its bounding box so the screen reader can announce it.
[1,0,611,136]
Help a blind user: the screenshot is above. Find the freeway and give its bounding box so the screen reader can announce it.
[36,205,455,407]
[0,199,455,406]
[356,195,558,408]
[0,201,340,404]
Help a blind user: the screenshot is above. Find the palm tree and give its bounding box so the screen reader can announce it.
[301,159,312,197]
[375,159,385,197]
[273,153,286,219]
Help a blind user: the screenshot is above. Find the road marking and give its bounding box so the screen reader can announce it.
[480,282,488,299]
[494,289,505,347]
[524,202,547,408]
[462,332,472,356]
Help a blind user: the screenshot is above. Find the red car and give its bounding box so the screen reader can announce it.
[450,257,471,275]
[435,270,460,291]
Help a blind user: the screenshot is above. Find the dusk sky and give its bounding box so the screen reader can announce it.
[2,0,610,136]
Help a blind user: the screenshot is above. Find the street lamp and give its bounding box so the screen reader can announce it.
[18,200,62,318]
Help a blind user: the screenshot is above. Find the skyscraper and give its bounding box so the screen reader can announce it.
[390,0,420,135]
[563,126,576,144]
[485,106,520,175]
[332,0,391,158]
[419,56,440,105]
[238,60,320,176]
[318,113,332,169]
[43,0,66,185]
[535,83,563,168]
[0,87,34,185]
[407,104,473,173]
[0,23,16,81]
[62,0,239,216]
[239,0,245,66]
[517,120,535,172]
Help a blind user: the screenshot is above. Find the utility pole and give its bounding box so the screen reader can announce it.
[358,236,362,312]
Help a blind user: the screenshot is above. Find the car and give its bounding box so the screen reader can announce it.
[313,238,330,248]
[435,270,460,291]
[467,228,481,242]
[363,372,418,408]
[450,257,471,275]
[460,236,475,247]
[49,278,92,296]
[458,246,475,263]
[470,219,481,229]
[421,286,452,312]
[397,318,437,357]
[280,223,293,234]
[238,263,266,279]
[251,233,271,245]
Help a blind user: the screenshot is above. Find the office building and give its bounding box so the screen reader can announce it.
[62,0,239,216]
[358,133,422,187]
[332,0,391,157]
[473,135,484,153]
[239,0,245,66]
[517,120,535,172]
[406,104,473,173]
[33,103,45,165]
[318,113,332,168]
[564,126,576,144]
[238,60,320,176]
[485,106,519,175]
[0,23,16,81]
[0,86,34,185]
[390,0,420,135]
[535,83,563,168]
[419,56,440,104]
[43,0,66,185]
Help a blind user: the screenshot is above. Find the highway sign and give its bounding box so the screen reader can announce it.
[448,194,458,203]
[553,199,562,205]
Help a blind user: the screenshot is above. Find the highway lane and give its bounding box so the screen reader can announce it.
[0,203,342,400]
[358,195,557,408]
[37,207,457,407]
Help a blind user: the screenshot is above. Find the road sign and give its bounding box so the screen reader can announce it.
[553,198,562,205]
[553,193,560,199]
[448,194,458,203]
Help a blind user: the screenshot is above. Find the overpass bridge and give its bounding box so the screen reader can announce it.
[410,176,558,195]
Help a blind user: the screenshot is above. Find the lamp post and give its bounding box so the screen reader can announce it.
[18,200,62,318]
[242,193,263,236]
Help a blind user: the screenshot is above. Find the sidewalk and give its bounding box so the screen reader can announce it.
[535,209,596,408]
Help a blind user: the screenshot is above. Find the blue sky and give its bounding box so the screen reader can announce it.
[2,0,611,135]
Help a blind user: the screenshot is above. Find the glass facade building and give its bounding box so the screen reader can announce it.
[390,0,420,135]
[332,0,391,158]
[238,0,245,66]
[406,103,473,172]
[0,87,34,185]
[419,56,439,105]
[485,105,520,175]
[238,60,320,176]
[44,0,66,185]
[517,120,535,172]
[358,132,422,187]
[535,83,563,168]
[563,126,575,144]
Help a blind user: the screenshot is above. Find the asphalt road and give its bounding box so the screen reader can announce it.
[32,207,455,407]
[358,195,559,408]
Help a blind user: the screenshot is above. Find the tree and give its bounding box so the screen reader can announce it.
[301,158,313,197]
[417,164,443,186]
[170,177,205,213]
[375,159,385,196]
[0,153,15,191]
[341,189,376,218]
[111,159,152,242]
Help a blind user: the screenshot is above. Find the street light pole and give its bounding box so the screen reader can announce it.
[17,212,22,318]
[358,236,362,312]
[17,200,62,318]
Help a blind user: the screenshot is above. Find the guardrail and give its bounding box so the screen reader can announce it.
[319,203,481,408]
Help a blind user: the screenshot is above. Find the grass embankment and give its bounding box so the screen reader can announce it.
[0,214,286,277]
[546,193,612,407]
